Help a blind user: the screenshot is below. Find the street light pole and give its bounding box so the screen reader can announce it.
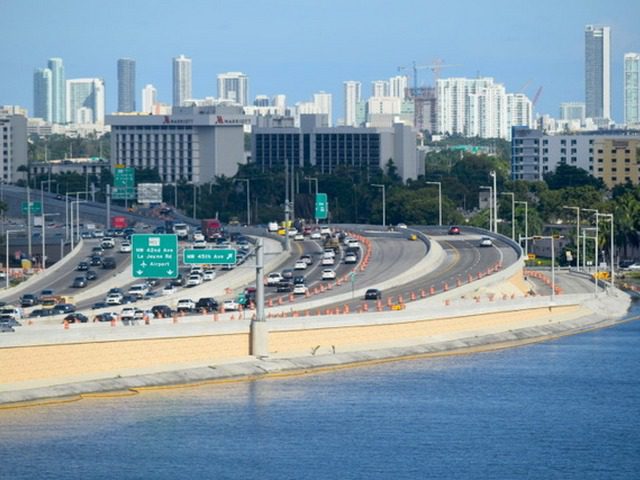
[562,206,581,271]
[489,170,497,233]
[235,179,251,225]
[597,213,615,289]
[500,192,515,240]
[26,185,32,258]
[425,181,442,226]
[371,184,386,227]
[41,212,60,270]
[515,200,528,257]
[583,208,599,295]
[5,229,21,290]
[525,235,560,303]
[480,186,493,232]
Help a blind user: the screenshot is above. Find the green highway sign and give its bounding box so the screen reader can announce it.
[131,234,179,278]
[21,201,42,215]
[183,249,237,265]
[315,193,328,220]
[113,167,136,200]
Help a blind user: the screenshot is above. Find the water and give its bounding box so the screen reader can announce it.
[1,307,640,479]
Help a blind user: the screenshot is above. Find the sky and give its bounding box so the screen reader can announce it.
[1,0,639,122]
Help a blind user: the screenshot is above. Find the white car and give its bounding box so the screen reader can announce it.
[106,292,124,305]
[294,233,305,241]
[176,299,195,311]
[322,256,335,266]
[626,263,640,271]
[479,237,493,247]
[190,266,204,275]
[192,239,207,249]
[287,228,298,237]
[294,260,308,270]
[266,272,284,286]
[128,284,149,298]
[119,242,132,253]
[267,222,279,233]
[193,232,205,242]
[120,307,136,321]
[186,274,203,287]
[223,299,240,311]
[162,284,177,296]
[202,270,216,281]
[321,269,336,280]
[293,284,308,295]
[323,249,336,259]
[346,239,360,249]
[397,223,408,229]
[310,231,322,240]
[344,253,358,264]
[320,226,331,235]
[101,237,115,249]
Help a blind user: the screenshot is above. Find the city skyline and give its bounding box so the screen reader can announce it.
[1,0,639,122]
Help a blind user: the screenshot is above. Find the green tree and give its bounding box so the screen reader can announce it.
[543,164,605,190]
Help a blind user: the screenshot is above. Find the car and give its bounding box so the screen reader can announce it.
[310,231,322,240]
[193,232,206,242]
[119,242,132,253]
[448,226,461,235]
[266,272,284,286]
[186,274,203,287]
[321,269,336,280]
[40,289,55,297]
[346,239,360,249]
[176,299,196,312]
[344,253,358,264]
[93,230,105,238]
[145,278,160,287]
[120,295,137,304]
[202,270,216,281]
[408,234,417,241]
[91,246,104,256]
[267,222,279,233]
[106,292,124,305]
[120,307,136,322]
[300,254,313,265]
[101,237,115,248]
[294,260,308,270]
[479,237,493,247]
[53,303,76,314]
[222,299,240,311]
[281,269,294,280]
[20,294,39,308]
[293,284,308,295]
[276,281,293,293]
[170,275,185,287]
[128,284,149,298]
[397,223,408,229]
[192,239,207,249]
[80,231,93,239]
[29,308,57,318]
[162,284,178,296]
[0,315,21,328]
[133,309,153,322]
[151,305,173,318]
[102,257,117,269]
[627,263,640,271]
[76,261,89,271]
[294,233,305,241]
[364,288,382,300]
[72,276,88,288]
[190,266,204,275]
[94,312,116,322]
[195,297,219,312]
[64,313,88,324]
[91,302,110,310]
[323,248,336,258]
[0,306,23,321]
[293,275,306,285]
[287,228,298,237]
[320,226,332,235]
[85,270,98,281]
[89,255,103,266]
[322,256,335,266]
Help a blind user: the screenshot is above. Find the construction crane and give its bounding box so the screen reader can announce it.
[397,59,462,91]
[532,86,543,106]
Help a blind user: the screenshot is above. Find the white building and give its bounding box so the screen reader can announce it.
[371,80,389,97]
[624,53,640,126]
[389,75,409,99]
[173,54,192,107]
[142,84,157,114]
[296,92,332,126]
[343,81,361,127]
[507,93,533,130]
[66,78,105,125]
[0,113,27,182]
[217,72,248,106]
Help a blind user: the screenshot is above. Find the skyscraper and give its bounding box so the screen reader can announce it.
[371,80,389,97]
[389,75,409,99]
[624,53,640,125]
[117,58,136,112]
[66,78,105,124]
[344,81,361,126]
[173,54,192,107]
[48,57,66,124]
[142,84,157,113]
[217,72,248,106]
[33,68,52,121]
[585,25,611,119]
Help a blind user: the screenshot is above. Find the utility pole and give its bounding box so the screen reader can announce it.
[284,159,290,251]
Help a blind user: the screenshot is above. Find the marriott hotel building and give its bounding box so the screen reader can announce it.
[106,105,248,184]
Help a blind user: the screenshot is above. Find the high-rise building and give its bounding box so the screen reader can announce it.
[173,54,192,107]
[217,72,248,106]
[142,84,157,113]
[66,78,105,124]
[389,75,409,99]
[585,25,611,119]
[344,81,361,127]
[313,92,332,126]
[0,113,28,182]
[253,95,270,107]
[560,102,587,121]
[33,68,52,121]
[624,53,640,125]
[117,58,136,112]
[48,57,66,124]
[372,80,389,97]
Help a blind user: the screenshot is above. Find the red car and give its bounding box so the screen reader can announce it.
[448,226,461,235]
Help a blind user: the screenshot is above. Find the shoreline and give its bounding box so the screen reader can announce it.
[0,299,634,409]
